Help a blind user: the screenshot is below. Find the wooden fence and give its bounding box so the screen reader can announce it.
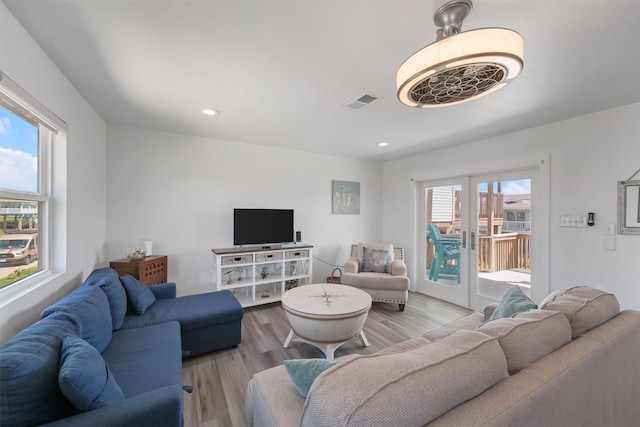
[477,233,530,272]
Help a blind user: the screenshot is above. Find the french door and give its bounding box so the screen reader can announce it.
[417,167,545,310]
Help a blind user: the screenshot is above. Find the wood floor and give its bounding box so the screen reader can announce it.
[182,291,471,427]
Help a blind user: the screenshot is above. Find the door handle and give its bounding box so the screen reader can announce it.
[470,231,476,250]
[462,231,467,249]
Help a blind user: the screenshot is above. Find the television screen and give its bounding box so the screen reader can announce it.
[233,209,294,246]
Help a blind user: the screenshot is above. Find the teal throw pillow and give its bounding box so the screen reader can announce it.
[120,275,156,315]
[58,335,125,411]
[284,358,338,398]
[361,247,389,273]
[490,286,538,320]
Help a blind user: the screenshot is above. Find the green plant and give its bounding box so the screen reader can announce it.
[0,266,38,289]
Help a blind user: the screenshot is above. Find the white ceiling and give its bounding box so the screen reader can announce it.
[5,0,640,162]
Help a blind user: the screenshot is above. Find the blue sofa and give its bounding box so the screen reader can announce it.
[0,268,243,427]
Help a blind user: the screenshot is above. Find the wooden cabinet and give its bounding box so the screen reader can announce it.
[212,245,313,307]
[110,255,168,285]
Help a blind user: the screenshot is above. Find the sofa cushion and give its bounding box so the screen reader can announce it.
[59,335,125,411]
[422,311,485,341]
[301,330,508,427]
[120,289,243,331]
[120,275,156,315]
[83,267,127,330]
[478,309,572,373]
[42,285,113,353]
[0,311,82,427]
[284,359,338,397]
[539,286,620,338]
[357,242,394,272]
[490,286,538,320]
[103,321,182,397]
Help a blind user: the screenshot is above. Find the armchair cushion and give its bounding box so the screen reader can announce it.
[361,247,389,273]
[357,243,394,272]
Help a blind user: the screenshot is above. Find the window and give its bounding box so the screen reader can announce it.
[0,72,66,290]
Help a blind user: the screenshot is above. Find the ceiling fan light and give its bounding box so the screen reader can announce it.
[397,5,524,108]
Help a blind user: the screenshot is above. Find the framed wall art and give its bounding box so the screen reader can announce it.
[332,180,360,214]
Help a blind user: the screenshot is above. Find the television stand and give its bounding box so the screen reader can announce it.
[212,245,313,308]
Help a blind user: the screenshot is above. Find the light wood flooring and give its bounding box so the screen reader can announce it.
[182,291,471,427]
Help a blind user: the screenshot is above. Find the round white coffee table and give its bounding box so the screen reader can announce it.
[282,283,372,360]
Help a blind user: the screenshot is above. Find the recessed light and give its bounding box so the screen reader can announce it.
[202,108,219,116]
[378,142,389,147]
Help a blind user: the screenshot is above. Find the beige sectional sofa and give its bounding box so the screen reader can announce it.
[245,286,640,426]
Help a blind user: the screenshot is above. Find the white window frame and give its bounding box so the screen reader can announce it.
[0,72,67,296]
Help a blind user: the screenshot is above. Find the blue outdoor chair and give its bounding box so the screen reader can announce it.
[427,223,461,283]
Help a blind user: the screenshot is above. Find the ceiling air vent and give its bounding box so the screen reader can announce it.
[345,93,380,110]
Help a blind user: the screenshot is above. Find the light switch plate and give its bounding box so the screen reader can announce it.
[604,236,616,251]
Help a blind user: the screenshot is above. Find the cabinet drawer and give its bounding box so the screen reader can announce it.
[255,252,283,262]
[221,254,253,265]
[285,250,309,259]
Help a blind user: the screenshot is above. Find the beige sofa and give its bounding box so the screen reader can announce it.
[245,286,640,426]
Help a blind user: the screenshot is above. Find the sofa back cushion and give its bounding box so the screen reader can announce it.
[477,309,572,373]
[301,330,507,427]
[83,267,127,330]
[42,285,113,353]
[0,311,82,427]
[539,286,620,338]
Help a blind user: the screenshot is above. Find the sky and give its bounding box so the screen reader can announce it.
[0,106,38,193]
[478,180,531,195]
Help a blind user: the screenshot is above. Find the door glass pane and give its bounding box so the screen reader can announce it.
[425,185,462,286]
[475,179,532,299]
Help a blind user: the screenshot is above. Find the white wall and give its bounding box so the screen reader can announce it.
[383,102,640,311]
[0,3,107,342]
[106,125,382,296]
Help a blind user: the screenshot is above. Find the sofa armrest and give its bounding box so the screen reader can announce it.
[484,302,499,320]
[40,385,183,427]
[390,259,407,277]
[344,257,359,274]
[148,283,177,300]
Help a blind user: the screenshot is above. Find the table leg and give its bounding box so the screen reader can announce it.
[283,329,294,348]
[359,330,369,347]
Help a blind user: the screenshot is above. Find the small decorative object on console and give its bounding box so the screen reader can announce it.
[125,244,146,260]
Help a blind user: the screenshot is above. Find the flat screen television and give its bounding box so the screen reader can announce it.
[233,208,294,246]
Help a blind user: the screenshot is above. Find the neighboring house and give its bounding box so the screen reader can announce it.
[503,194,531,234]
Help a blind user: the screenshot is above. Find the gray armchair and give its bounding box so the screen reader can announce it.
[341,243,410,311]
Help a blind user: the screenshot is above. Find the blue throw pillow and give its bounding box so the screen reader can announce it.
[120,275,156,315]
[361,247,389,273]
[42,286,113,353]
[59,335,125,411]
[284,358,338,397]
[83,268,128,330]
[490,286,538,320]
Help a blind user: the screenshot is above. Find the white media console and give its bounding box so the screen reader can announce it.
[212,244,313,307]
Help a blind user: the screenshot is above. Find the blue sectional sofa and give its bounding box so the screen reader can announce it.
[0,267,243,427]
